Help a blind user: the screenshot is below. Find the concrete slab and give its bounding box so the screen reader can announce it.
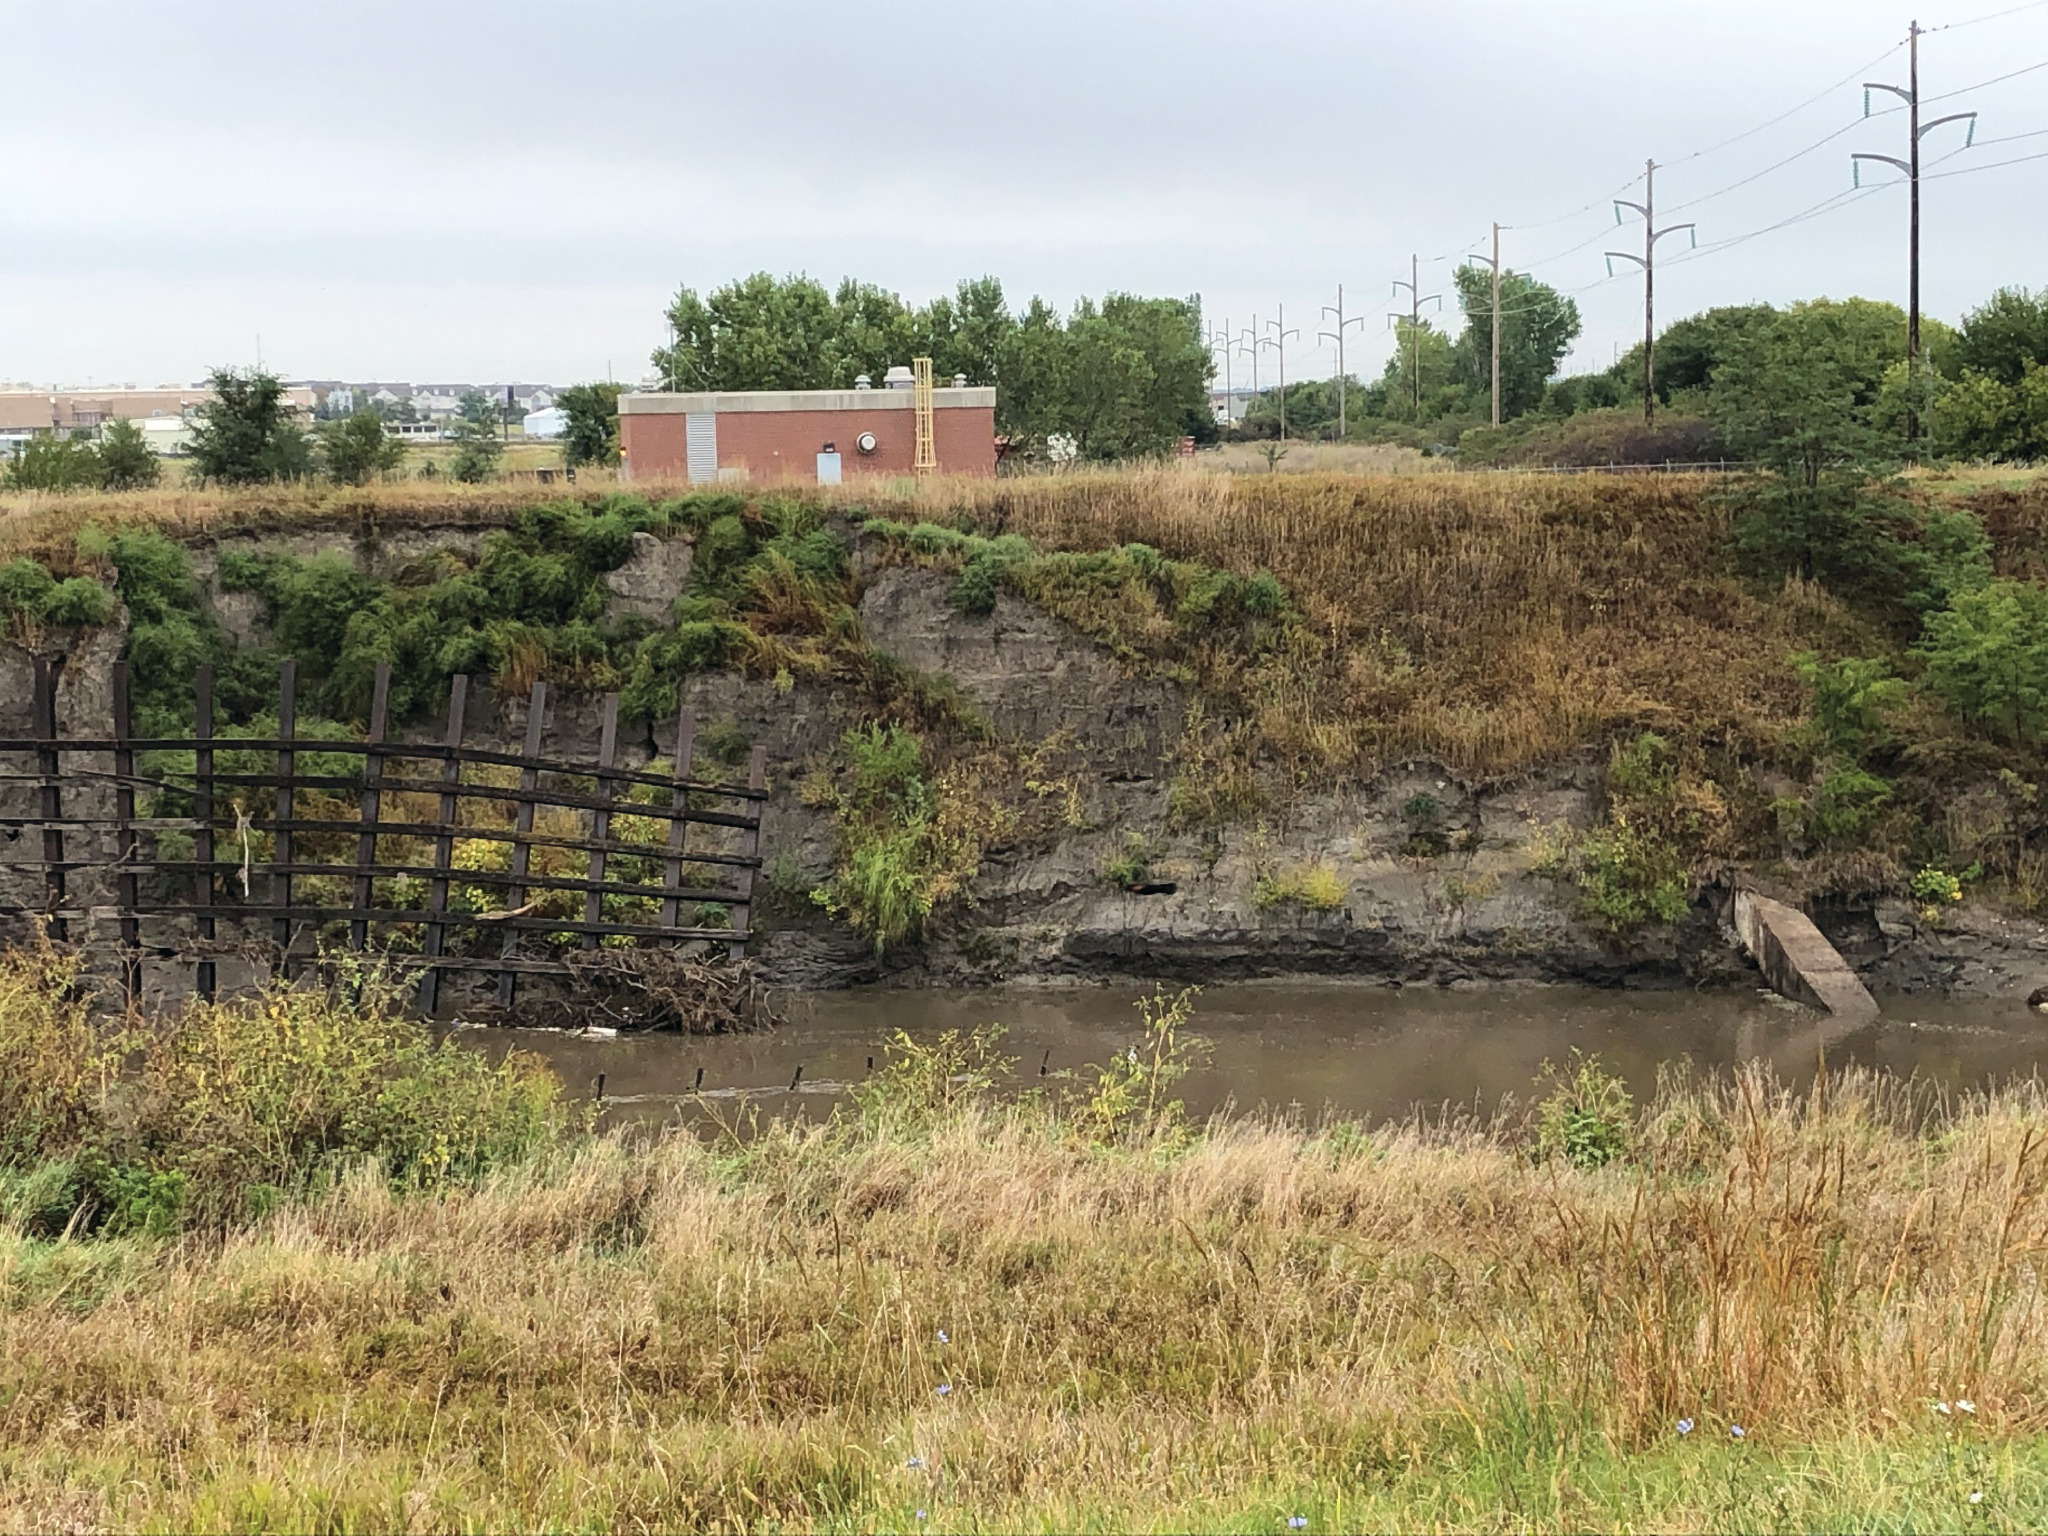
[1733,888,1880,1021]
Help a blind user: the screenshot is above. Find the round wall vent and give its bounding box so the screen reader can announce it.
[855,431,878,455]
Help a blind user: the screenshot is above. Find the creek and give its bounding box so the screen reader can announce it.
[468,982,2048,1127]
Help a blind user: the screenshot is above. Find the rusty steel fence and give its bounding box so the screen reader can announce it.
[0,656,768,1013]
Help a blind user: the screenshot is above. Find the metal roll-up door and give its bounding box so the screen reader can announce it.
[685,414,717,483]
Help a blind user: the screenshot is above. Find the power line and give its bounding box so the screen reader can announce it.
[1925,144,2048,175]
[1927,0,2048,30]
[1656,40,1906,169]
[1923,54,2048,102]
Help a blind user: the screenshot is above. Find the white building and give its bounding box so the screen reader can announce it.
[523,406,569,440]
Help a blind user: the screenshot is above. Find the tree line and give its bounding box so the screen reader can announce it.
[650,273,1215,460]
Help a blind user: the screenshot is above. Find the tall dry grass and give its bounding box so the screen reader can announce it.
[0,467,1883,779]
[851,469,1873,775]
[2,1044,2046,1530]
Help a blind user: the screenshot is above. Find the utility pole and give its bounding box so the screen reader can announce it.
[1388,255,1441,425]
[1855,20,1977,444]
[1209,320,1235,426]
[1237,316,1261,419]
[1605,161,1696,426]
[1465,226,1505,428]
[1266,307,1301,440]
[1320,284,1366,441]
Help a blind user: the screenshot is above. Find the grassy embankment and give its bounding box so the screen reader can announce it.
[6,468,2047,946]
[1,943,2046,1531]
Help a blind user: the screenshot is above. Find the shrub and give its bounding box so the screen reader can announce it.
[1071,987,1208,1146]
[1534,1053,1634,1170]
[1917,579,2048,743]
[0,949,568,1232]
[1101,831,1160,889]
[1253,860,1348,912]
[2,434,104,492]
[811,724,993,953]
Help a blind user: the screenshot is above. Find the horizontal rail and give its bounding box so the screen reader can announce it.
[243,816,763,867]
[149,859,750,906]
[187,773,762,828]
[12,901,745,942]
[0,738,769,800]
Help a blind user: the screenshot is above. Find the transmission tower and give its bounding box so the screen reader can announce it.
[1265,307,1301,440]
[1464,225,1505,428]
[1388,254,1442,425]
[1319,284,1366,440]
[1605,161,1696,426]
[1208,321,1236,427]
[1853,19,1978,443]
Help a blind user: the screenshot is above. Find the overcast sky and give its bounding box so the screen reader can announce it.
[4,0,2045,389]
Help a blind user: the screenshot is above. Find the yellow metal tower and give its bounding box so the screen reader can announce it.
[911,356,937,475]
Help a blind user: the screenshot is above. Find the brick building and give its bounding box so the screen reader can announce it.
[618,371,996,485]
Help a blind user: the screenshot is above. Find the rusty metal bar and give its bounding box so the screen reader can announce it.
[111,661,141,1005]
[349,662,392,954]
[728,743,768,963]
[31,657,65,944]
[193,666,216,1001]
[497,679,547,1008]
[580,693,620,952]
[660,708,697,937]
[417,674,469,1015]
[271,660,296,975]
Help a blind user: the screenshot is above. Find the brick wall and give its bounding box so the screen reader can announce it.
[622,406,996,483]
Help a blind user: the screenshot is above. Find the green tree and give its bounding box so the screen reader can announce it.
[1934,362,2048,461]
[830,279,917,385]
[96,418,161,491]
[446,391,503,483]
[1918,579,2048,743]
[653,272,843,390]
[1610,303,1779,405]
[317,410,405,486]
[1373,319,1459,423]
[914,276,1013,385]
[1451,268,1582,420]
[1933,286,2048,461]
[558,382,622,468]
[2,435,102,493]
[1950,285,2048,387]
[188,368,311,485]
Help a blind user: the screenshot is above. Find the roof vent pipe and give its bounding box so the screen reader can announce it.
[854,374,872,390]
[952,373,967,389]
[883,365,915,390]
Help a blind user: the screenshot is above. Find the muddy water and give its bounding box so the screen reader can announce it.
[466,982,2048,1128]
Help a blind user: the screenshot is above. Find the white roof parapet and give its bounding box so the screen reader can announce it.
[620,387,995,415]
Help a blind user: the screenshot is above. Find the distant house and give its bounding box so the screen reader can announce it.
[523,406,569,440]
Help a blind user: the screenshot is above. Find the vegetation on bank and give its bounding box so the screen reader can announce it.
[0,950,2045,1529]
[3,461,2048,944]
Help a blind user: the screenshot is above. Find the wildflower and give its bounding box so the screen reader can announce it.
[936,1384,952,1397]
[1971,1491,1985,1505]
[906,1456,925,1469]
[1676,1419,1694,1436]
[1934,1401,1953,1415]
[938,1329,949,1345]
[916,1511,928,1522]
[1730,1425,1746,1440]
[1958,1399,1977,1415]
[1289,1518,1309,1530]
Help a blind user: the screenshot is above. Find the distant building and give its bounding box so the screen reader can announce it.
[523,406,569,440]
[0,384,311,449]
[617,369,996,484]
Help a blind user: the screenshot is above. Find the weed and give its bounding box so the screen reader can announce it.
[1533,1052,1634,1170]
[1071,986,1208,1145]
[1253,860,1348,912]
[1101,830,1161,889]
